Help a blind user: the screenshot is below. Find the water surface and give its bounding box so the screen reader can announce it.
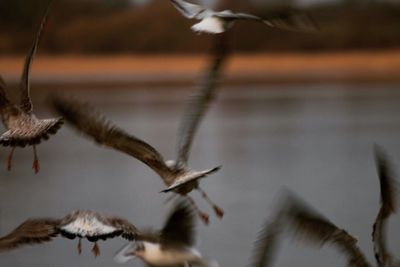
[0,84,400,267]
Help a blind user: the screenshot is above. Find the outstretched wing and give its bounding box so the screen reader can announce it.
[57,210,140,243]
[248,214,283,267]
[372,145,398,267]
[160,201,195,249]
[50,96,172,181]
[0,218,60,251]
[217,10,318,33]
[0,75,10,107]
[175,36,228,168]
[170,0,207,19]
[108,217,141,241]
[284,193,371,267]
[20,1,52,114]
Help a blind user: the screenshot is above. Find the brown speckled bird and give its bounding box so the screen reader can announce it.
[51,37,228,225]
[0,210,139,257]
[0,3,63,174]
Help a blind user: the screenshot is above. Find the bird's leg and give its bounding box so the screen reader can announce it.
[92,242,100,257]
[77,238,82,255]
[197,187,224,219]
[186,195,209,225]
[7,147,15,171]
[32,145,40,174]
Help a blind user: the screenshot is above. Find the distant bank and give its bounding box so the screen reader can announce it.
[1,51,400,87]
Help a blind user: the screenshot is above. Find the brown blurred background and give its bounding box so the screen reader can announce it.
[0,0,400,54]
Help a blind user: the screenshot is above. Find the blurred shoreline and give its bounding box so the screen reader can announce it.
[1,51,400,88]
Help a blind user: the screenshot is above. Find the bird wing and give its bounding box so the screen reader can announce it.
[20,2,52,114]
[0,218,60,251]
[284,193,371,267]
[175,36,228,168]
[108,216,141,241]
[0,75,10,106]
[216,10,318,33]
[58,211,140,243]
[160,201,195,249]
[372,146,398,267]
[248,213,284,267]
[50,96,172,181]
[170,0,207,19]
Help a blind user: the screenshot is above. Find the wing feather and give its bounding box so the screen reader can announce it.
[248,214,283,267]
[160,201,195,249]
[20,1,52,113]
[372,146,398,267]
[175,36,228,167]
[284,193,371,267]
[50,96,172,180]
[0,218,60,251]
[0,75,10,107]
[217,10,318,33]
[108,217,141,241]
[170,0,207,19]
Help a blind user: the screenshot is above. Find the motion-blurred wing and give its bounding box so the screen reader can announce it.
[284,193,371,267]
[0,218,60,251]
[160,201,195,249]
[175,36,228,167]
[20,2,52,114]
[58,210,140,243]
[108,217,141,241]
[51,96,172,180]
[248,215,283,267]
[170,0,207,19]
[372,146,398,267]
[217,10,318,33]
[0,75,10,106]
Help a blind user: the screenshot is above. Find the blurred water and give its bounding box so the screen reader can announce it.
[0,84,400,267]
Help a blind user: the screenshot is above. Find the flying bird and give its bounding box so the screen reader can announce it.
[170,0,318,34]
[244,147,400,267]
[372,146,399,267]
[0,2,63,173]
[115,201,218,267]
[50,37,228,224]
[0,210,139,257]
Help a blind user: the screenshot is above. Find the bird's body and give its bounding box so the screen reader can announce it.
[0,3,63,173]
[137,242,202,266]
[170,0,318,34]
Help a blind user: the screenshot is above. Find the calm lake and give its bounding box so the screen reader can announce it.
[0,84,400,267]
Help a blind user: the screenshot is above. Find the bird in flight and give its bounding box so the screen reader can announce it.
[0,2,63,173]
[115,201,218,267]
[51,37,228,224]
[170,0,318,34]
[253,146,400,267]
[0,210,139,257]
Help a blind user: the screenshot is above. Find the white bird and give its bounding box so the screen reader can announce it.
[170,0,318,34]
[115,201,218,267]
